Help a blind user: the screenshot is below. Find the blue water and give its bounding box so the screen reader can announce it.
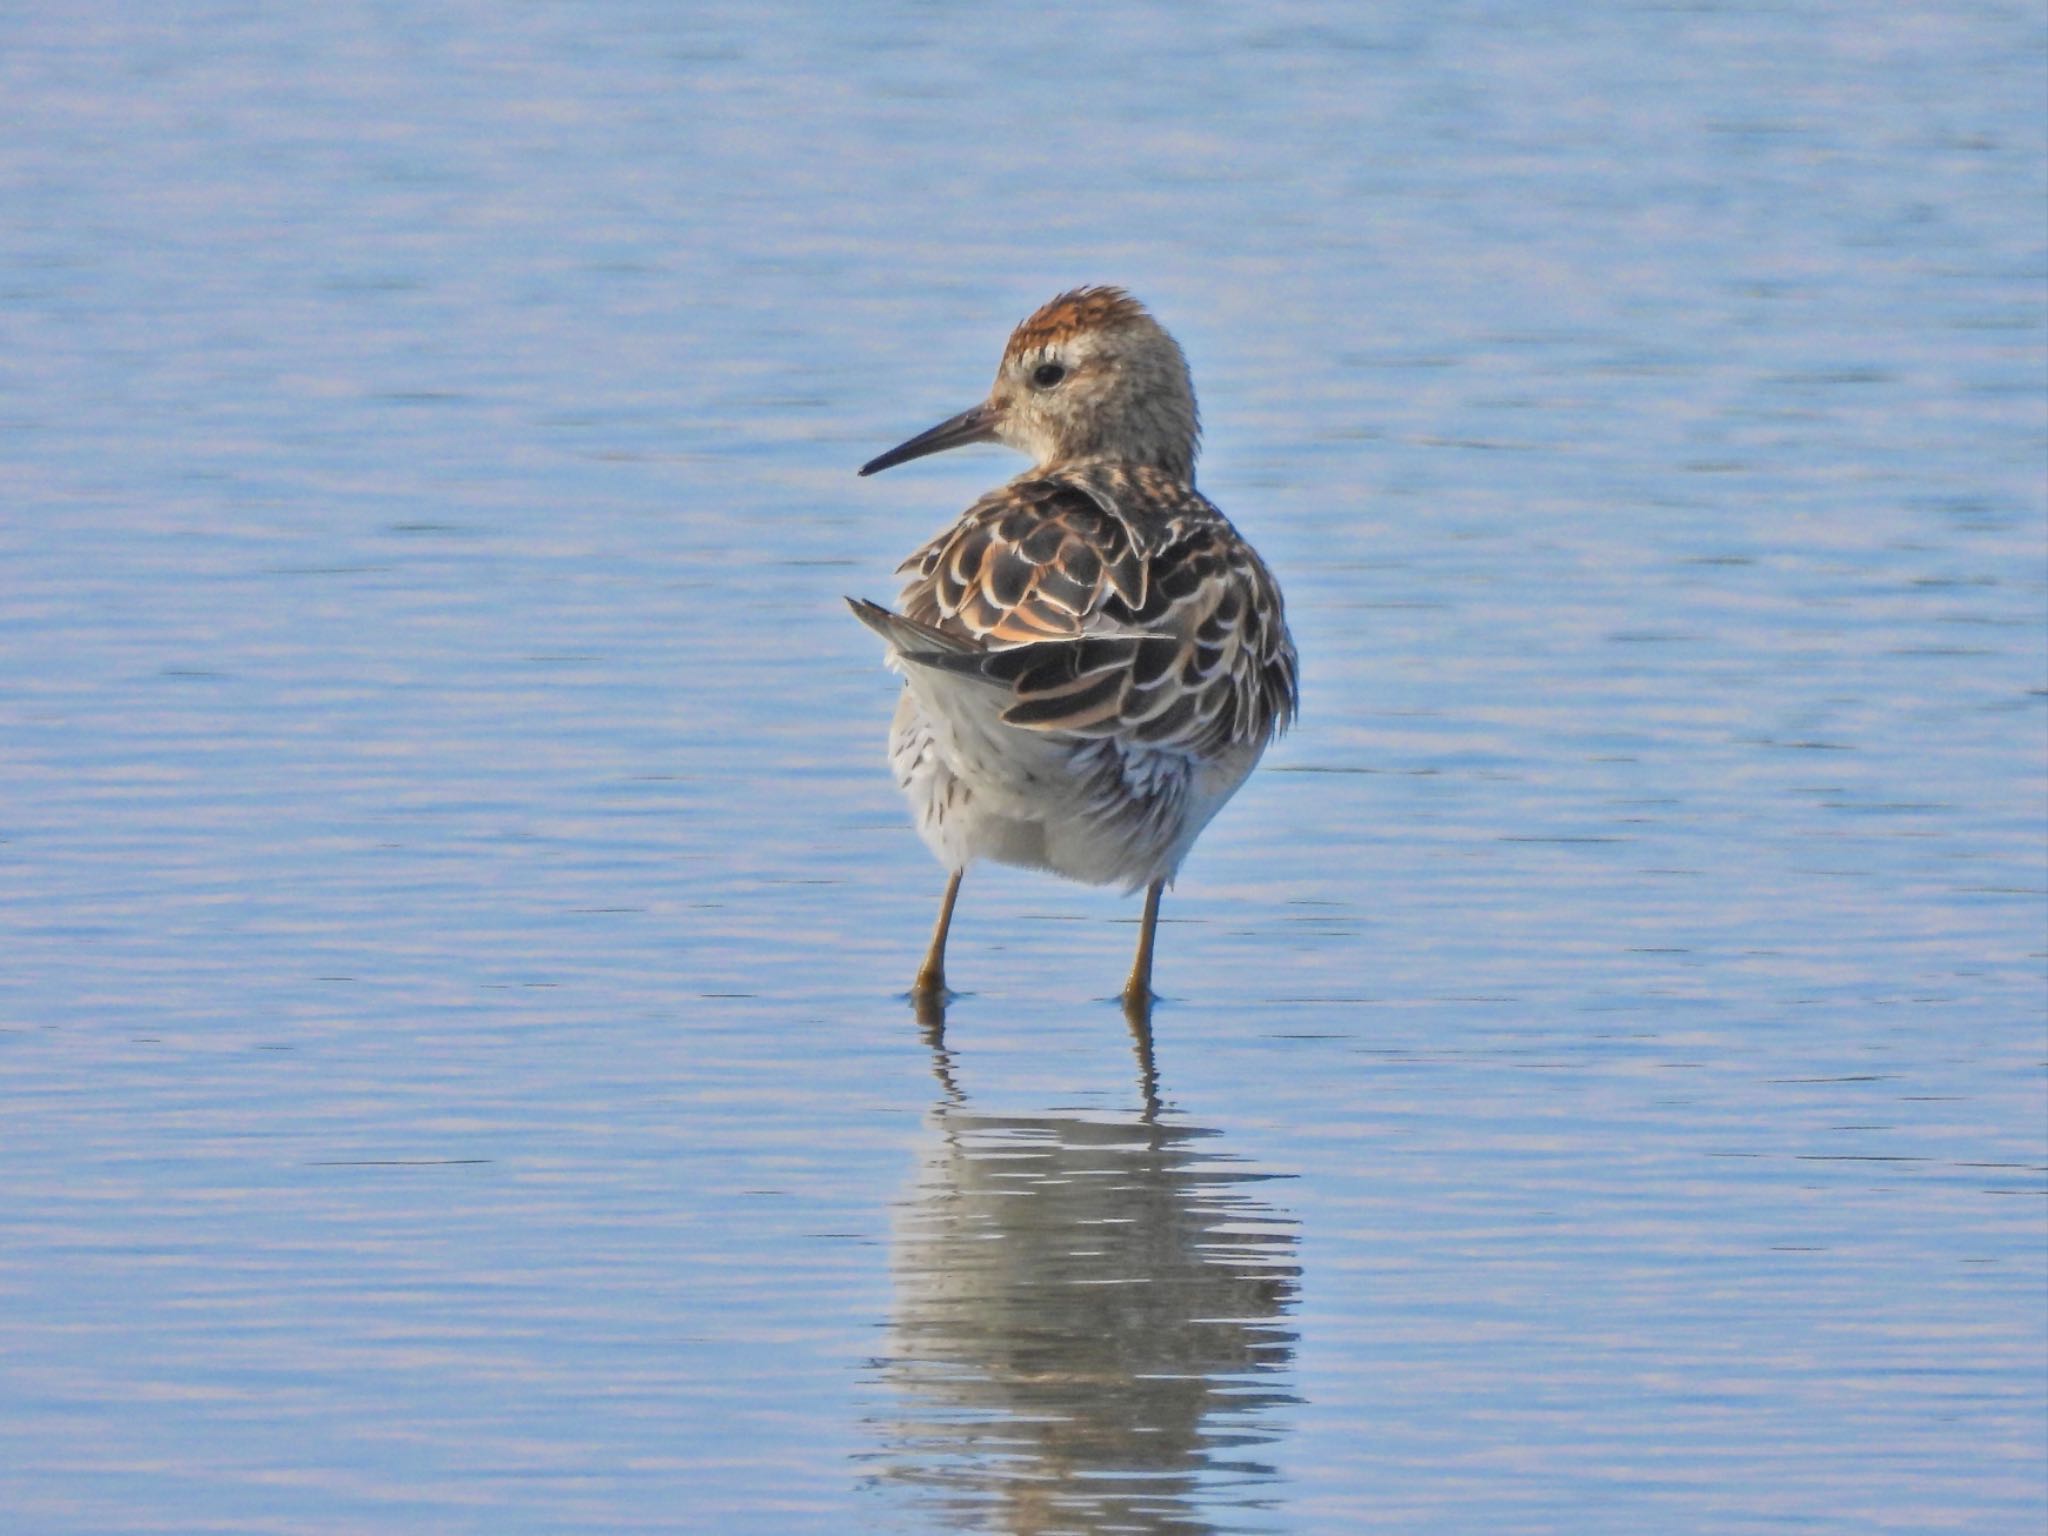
[2,3,2043,1532]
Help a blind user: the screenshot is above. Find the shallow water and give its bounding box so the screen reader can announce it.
[2,3,2043,1533]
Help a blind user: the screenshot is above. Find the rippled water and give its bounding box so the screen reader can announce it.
[3,3,2043,1533]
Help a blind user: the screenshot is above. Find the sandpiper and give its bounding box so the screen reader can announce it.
[849,287,1298,1011]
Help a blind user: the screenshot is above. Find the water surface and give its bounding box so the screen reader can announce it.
[2,3,2043,1532]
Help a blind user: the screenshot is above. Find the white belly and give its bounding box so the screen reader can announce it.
[886,688,1263,892]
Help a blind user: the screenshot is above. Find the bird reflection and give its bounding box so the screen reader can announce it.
[870,1011,1299,1534]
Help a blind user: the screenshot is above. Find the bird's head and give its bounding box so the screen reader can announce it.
[860,287,1200,480]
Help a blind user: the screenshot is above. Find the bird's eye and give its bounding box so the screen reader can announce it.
[1031,362,1067,389]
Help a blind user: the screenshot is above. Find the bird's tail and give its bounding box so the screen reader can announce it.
[845,597,984,668]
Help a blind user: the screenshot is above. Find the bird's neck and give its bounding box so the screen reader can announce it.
[1036,446,1196,484]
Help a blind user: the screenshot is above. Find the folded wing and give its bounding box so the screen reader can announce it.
[863,477,1297,757]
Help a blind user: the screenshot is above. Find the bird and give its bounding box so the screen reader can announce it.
[847,286,1297,1013]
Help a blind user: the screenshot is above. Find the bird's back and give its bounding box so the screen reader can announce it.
[895,465,1298,760]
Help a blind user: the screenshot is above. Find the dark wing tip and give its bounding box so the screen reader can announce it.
[845,596,897,636]
[898,648,992,677]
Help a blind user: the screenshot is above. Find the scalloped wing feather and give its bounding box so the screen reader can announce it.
[893,475,1298,754]
[899,479,1149,643]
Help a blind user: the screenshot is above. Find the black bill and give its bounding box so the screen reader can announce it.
[858,401,1000,477]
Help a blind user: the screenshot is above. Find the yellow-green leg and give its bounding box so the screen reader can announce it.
[915,868,963,998]
[1122,878,1165,1010]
